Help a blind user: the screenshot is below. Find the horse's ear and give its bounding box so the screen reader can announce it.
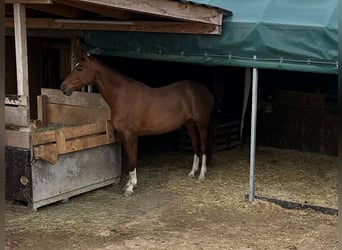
[74,38,89,61]
[79,51,88,60]
[80,52,91,63]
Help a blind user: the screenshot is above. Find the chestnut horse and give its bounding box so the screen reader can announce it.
[61,53,214,196]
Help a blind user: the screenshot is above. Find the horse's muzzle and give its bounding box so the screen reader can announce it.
[61,87,73,96]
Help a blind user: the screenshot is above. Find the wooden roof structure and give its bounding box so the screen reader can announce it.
[4,0,228,148]
[5,0,227,35]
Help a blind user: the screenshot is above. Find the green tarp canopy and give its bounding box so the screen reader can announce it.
[84,0,338,74]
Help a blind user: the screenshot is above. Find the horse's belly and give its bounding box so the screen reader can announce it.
[139,112,187,135]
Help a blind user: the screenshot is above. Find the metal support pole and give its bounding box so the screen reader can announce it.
[249,68,258,202]
[87,85,94,93]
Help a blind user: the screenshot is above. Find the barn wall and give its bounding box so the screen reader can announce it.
[5,37,71,120]
[5,37,44,119]
[252,70,338,156]
[256,90,337,156]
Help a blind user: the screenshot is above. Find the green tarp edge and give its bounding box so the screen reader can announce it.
[87,47,337,75]
[84,0,338,75]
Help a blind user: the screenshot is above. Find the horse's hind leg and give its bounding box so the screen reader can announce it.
[197,123,210,181]
[185,120,200,178]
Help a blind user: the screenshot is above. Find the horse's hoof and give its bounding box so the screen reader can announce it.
[198,175,206,181]
[188,172,195,178]
[123,190,134,197]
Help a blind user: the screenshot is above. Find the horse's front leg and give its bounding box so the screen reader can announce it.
[121,133,138,197]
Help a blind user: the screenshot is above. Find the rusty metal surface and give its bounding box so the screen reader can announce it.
[31,143,121,208]
[6,143,121,210]
[5,146,32,202]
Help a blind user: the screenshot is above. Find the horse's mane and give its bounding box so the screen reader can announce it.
[91,56,145,86]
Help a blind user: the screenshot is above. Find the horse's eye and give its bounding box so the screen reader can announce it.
[76,67,83,71]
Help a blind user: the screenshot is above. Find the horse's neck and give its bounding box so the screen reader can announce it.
[94,63,127,105]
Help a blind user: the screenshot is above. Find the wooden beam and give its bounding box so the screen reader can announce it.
[26,3,88,18]
[32,121,111,146]
[56,129,67,154]
[41,88,109,109]
[37,95,48,125]
[55,0,136,20]
[46,103,111,125]
[32,121,116,163]
[6,0,52,4]
[32,129,55,145]
[5,106,30,126]
[105,120,114,142]
[5,17,221,34]
[13,4,29,98]
[6,28,84,38]
[5,129,31,149]
[5,95,28,106]
[79,0,223,25]
[33,144,58,164]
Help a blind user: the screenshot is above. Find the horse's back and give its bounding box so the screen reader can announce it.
[172,80,214,109]
[168,80,213,100]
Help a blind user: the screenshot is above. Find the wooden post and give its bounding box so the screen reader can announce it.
[37,95,47,125]
[56,129,67,154]
[70,35,78,70]
[13,3,29,97]
[13,3,30,125]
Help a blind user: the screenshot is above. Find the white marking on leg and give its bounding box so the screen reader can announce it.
[188,154,200,178]
[198,154,207,181]
[124,169,137,196]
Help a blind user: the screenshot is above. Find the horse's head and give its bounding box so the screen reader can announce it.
[61,53,96,96]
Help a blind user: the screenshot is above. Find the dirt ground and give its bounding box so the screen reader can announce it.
[5,147,338,250]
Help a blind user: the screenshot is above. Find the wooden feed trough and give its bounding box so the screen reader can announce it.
[5,88,121,211]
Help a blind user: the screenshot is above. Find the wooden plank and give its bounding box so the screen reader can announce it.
[33,144,58,164]
[56,129,67,154]
[32,121,114,145]
[64,134,111,154]
[32,129,56,145]
[80,0,223,25]
[60,121,106,140]
[41,88,109,109]
[33,127,115,162]
[30,177,120,210]
[55,0,136,20]
[5,17,221,34]
[5,95,28,106]
[46,103,111,126]
[37,95,47,125]
[5,129,31,149]
[6,28,84,38]
[5,106,30,126]
[13,4,29,97]
[32,122,116,162]
[6,0,52,3]
[105,120,114,142]
[26,3,87,18]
